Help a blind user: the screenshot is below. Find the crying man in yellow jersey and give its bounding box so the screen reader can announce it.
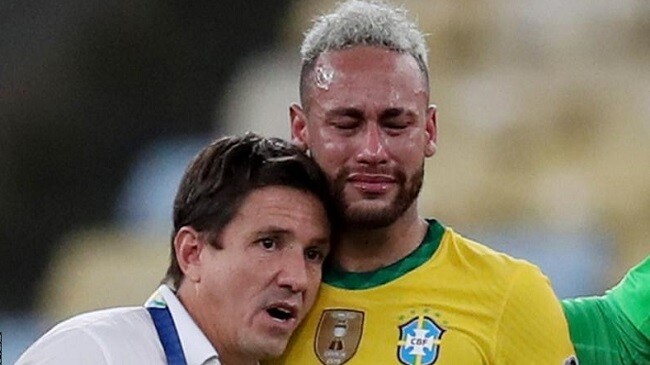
[267,1,577,364]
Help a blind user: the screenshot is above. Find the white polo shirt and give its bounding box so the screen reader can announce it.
[16,285,219,365]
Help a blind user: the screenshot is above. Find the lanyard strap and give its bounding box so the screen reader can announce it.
[147,306,188,365]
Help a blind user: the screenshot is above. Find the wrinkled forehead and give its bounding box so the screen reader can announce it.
[235,186,331,236]
[306,47,429,109]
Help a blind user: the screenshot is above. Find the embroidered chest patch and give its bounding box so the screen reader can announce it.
[314,309,364,365]
[396,314,446,365]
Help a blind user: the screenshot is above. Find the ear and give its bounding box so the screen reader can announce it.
[289,103,309,152]
[173,226,205,283]
[424,104,438,157]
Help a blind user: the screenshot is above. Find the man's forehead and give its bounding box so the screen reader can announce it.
[315,46,421,73]
[307,51,426,106]
[310,47,427,92]
[237,188,327,227]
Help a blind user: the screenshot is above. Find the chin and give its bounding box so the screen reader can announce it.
[253,339,289,360]
[343,209,400,229]
[345,196,392,212]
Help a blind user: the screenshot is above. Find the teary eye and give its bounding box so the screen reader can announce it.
[333,118,360,130]
[384,120,408,130]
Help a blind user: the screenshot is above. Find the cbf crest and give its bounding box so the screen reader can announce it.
[396,315,445,365]
[314,309,364,365]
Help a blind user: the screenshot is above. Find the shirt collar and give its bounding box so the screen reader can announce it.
[149,285,220,365]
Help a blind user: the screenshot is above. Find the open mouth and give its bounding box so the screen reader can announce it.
[266,304,297,322]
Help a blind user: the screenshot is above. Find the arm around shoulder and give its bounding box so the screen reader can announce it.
[562,255,650,364]
[608,255,650,339]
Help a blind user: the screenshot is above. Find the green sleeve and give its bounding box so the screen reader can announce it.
[608,256,650,338]
[561,256,650,365]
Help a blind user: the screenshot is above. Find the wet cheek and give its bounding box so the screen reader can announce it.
[383,136,418,157]
[314,137,351,167]
[322,140,347,156]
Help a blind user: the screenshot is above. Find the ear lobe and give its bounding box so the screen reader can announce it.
[289,103,309,152]
[174,226,204,283]
[424,104,438,157]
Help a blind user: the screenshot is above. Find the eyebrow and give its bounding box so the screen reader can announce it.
[380,107,407,119]
[256,227,291,237]
[256,226,330,245]
[326,107,365,120]
[326,107,415,120]
[310,237,331,247]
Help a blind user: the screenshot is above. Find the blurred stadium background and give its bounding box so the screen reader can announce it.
[1,0,648,362]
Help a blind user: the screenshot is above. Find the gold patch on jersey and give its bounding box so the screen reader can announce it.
[314,309,364,365]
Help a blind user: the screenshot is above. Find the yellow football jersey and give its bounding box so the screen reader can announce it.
[269,220,576,365]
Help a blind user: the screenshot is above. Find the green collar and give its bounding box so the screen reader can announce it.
[323,219,445,290]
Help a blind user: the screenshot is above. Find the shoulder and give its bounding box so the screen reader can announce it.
[441,225,544,281]
[17,307,161,365]
[49,306,156,339]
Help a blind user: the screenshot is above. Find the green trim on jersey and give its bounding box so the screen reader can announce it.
[323,219,445,290]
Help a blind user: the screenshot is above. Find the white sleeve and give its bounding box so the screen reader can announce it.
[16,326,110,365]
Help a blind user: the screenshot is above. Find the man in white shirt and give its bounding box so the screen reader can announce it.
[17,133,335,365]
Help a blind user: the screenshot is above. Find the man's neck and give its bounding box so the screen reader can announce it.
[332,207,429,272]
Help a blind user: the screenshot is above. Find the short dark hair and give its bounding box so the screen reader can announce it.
[164,132,335,289]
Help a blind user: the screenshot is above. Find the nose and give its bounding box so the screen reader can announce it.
[277,251,310,294]
[356,123,388,165]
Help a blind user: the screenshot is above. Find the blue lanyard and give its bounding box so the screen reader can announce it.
[147,306,188,365]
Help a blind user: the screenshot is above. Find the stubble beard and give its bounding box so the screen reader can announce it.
[331,164,424,230]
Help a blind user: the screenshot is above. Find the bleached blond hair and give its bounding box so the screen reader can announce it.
[299,0,429,106]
